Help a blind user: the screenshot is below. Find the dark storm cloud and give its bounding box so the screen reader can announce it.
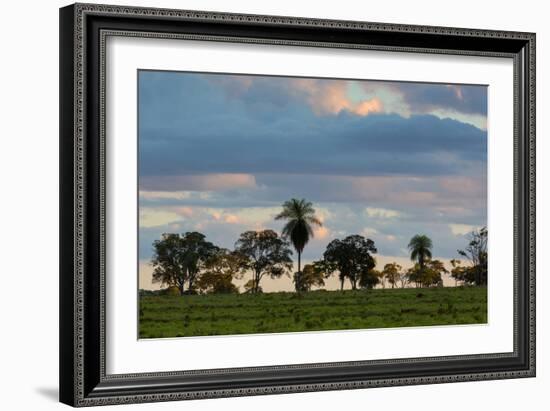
[138,72,486,182]
[363,82,488,116]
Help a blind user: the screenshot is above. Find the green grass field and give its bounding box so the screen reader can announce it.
[139,286,487,338]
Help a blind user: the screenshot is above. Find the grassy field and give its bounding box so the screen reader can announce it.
[139,286,487,338]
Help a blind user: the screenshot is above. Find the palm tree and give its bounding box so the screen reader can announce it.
[275,198,322,276]
[407,234,433,269]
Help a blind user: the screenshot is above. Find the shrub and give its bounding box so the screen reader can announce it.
[162,286,181,296]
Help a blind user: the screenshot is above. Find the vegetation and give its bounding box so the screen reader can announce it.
[275,198,322,292]
[323,235,378,290]
[294,262,326,292]
[382,263,402,289]
[457,227,488,286]
[408,234,433,270]
[139,286,488,338]
[142,198,489,337]
[233,230,293,293]
[151,232,219,294]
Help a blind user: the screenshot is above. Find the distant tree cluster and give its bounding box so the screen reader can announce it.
[451,227,488,286]
[150,197,488,295]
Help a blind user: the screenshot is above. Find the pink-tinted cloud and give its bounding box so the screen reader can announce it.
[176,206,194,217]
[438,176,485,197]
[224,214,240,224]
[290,79,383,116]
[140,173,257,192]
[314,225,330,240]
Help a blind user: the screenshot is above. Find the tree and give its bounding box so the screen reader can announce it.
[450,258,467,286]
[275,198,322,292]
[151,234,186,294]
[323,235,377,290]
[407,259,447,288]
[425,259,448,287]
[234,230,293,293]
[408,234,433,270]
[151,232,219,295]
[294,261,326,292]
[243,279,262,293]
[196,250,247,294]
[457,227,488,286]
[382,263,402,289]
[359,268,382,290]
[398,271,409,288]
[406,265,421,288]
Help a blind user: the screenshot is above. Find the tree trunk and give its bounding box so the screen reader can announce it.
[340,277,344,291]
[254,271,260,293]
[298,251,301,274]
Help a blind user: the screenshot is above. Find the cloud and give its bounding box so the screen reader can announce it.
[224,214,240,224]
[289,79,383,116]
[361,81,487,116]
[365,207,402,219]
[314,225,330,240]
[140,173,257,192]
[139,191,192,200]
[362,227,379,236]
[139,209,182,228]
[176,206,194,217]
[208,75,384,117]
[140,114,486,179]
[449,223,479,236]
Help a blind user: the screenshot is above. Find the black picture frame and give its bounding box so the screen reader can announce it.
[59,3,536,407]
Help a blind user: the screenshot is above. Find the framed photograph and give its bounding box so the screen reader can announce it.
[59,3,535,407]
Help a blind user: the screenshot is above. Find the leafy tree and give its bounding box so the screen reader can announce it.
[234,230,293,293]
[450,258,467,286]
[323,235,377,290]
[243,279,262,293]
[406,265,421,288]
[275,198,322,291]
[398,271,409,288]
[151,234,186,294]
[425,259,447,287]
[457,227,488,286]
[151,232,219,295]
[382,263,402,289]
[408,234,433,270]
[407,260,447,288]
[359,268,382,290]
[196,250,247,294]
[294,261,326,292]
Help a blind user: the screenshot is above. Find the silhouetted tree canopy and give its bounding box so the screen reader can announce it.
[294,261,326,292]
[151,232,219,295]
[196,249,247,294]
[275,198,322,291]
[407,259,447,288]
[323,235,377,290]
[234,230,293,293]
[408,234,433,270]
[457,227,488,286]
[450,258,467,286]
[359,268,382,290]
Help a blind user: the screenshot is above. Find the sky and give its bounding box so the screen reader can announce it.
[138,70,487,291]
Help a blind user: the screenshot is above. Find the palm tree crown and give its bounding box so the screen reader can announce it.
[408,234,433,269]
[275,198,322,274]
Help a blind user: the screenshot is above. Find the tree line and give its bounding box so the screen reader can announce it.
[150,198,488,295]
